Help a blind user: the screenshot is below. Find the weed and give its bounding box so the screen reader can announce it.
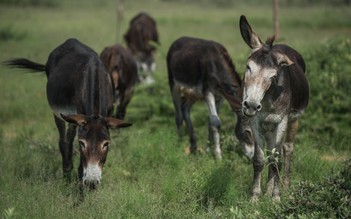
[302,37,351,151]
[2,208,15,219]
[277,159,351,218]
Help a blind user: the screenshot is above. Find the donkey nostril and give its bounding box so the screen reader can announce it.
[256,104,262,111]
[243,100,249,108]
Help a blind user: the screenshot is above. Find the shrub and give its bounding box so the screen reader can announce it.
[301,37,351,151]
[277,159,351,218]
[0,0,60,7]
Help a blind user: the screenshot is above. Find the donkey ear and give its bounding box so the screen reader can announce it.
[276,53,294,67]
[100,47,111,67]
[239,15,262,50]
[61,114,87,126]
[104,117,132,129]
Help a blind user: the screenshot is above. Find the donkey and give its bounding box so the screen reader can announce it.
[4,38,132,190]
[239,15,309,201]
[124,12,159,84]
[100,44,138,120]
[167,36,254,159]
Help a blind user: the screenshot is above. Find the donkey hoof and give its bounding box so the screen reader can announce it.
[272,195,281,203]
[214,152,222,160]
[283,177,291,188]
[250,195,259,203]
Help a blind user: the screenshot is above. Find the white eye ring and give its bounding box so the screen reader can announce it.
[79,140,86,149]
[102,141,110,149]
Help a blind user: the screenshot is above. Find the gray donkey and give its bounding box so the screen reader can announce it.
[239,15,309,201]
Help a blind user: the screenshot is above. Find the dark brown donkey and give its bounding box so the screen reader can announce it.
[100,44,138,119]
[124,12,159,84]
[5,38,132,189]
[167,36,253,159]
[239,15,309,201]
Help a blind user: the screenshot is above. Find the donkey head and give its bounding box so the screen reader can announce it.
[62,114,131,189]
[239,15,293,117]
[235,111,255,159]
[140,53,156,74]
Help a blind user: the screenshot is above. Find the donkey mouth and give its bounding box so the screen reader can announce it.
[243,108,257,117]
[82,163,102,190]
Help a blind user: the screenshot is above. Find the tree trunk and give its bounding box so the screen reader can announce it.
[116,0,124,43]
[273,0,279,39]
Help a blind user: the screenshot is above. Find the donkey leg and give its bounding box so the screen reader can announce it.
[267,117,287,201]
[115,90,125,119]
[205,92,222,159]
[265,132,276,197]
[252,141,265,201]
[283,119,299,187]
[266,146,283,201]
[78,157,85,196]
[182,98,196,154]
[66,123,76,171]
[171,88,184,137]
[272,150,283,202]
[116,88,134,120]
[54,115,74,181]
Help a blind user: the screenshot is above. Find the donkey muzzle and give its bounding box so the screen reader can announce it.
[82,163,102,190]
[243,100,262,117]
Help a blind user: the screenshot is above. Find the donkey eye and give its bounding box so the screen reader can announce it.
[79,140,86,149]
[102,142,110,149]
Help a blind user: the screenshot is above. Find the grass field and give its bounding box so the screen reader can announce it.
[0,0,350,218]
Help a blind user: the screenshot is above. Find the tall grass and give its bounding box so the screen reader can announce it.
[0,0,350,218]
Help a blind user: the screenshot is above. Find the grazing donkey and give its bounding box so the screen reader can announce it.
[124,12,159,84]
[5,38,132,190]
[239,15,309,201]
[167,36,253,159]
[100,44,138,119]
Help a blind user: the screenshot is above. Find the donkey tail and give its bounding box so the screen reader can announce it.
[3,58,46,73]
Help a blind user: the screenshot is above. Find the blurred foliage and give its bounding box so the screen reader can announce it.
[276,158,351,218]
[0,26,26,41]
[160,0,351,7]
[0,0,59,7]
[282,0,351,6]
[301,37,351,151]
[1,0,350,8]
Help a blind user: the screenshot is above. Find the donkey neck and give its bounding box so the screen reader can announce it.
[263,69,291,114]
[81,58,110,117]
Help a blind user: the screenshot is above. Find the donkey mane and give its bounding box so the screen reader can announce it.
[221,48,242,87]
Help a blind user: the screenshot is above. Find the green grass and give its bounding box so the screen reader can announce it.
[0,1,350,218]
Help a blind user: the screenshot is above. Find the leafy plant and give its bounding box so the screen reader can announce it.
[277,159,351,218]
[301,37,351,151]
[230,206,244,219]
[2,208,15,219]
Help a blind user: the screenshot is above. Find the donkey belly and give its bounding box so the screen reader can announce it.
[50,104,77,120]
[46,80,78,120]
[173,80,204,101]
